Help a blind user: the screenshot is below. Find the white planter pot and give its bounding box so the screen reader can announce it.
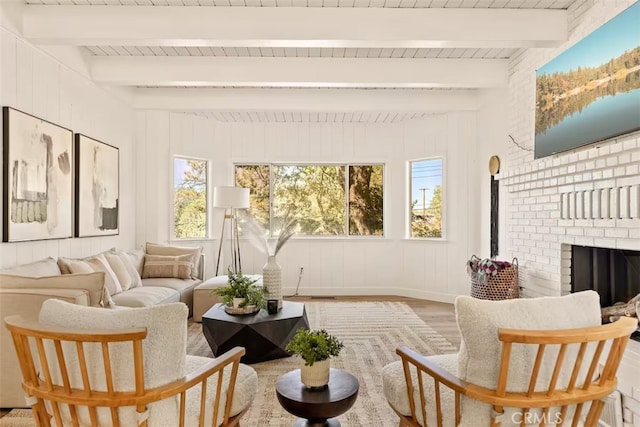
[232,297,245,309]
[300,359,330,389]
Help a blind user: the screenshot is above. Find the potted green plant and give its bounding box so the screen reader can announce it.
[215,270,267,313]
[285,328,344,388]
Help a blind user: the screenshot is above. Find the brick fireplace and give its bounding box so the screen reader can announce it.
[500,130,640,426]
[499,1,640,421]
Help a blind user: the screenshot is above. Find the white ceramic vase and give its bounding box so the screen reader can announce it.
[300,359,330,388]
[263,255,282,309]
[232,297,245,309]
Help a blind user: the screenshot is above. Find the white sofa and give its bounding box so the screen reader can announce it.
[0,247,204,409]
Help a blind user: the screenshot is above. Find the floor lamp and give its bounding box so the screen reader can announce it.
[214,186,250,276]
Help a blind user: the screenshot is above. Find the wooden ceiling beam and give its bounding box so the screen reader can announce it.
[23,6,567,49]
[133,88,484,112]
[90,56,508,88]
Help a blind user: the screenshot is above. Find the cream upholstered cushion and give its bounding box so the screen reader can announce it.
[184,356,258,426]
[125,249,146,277]
[455,291,602,426]
[145,243,202,279]
[38,299,188,426]
[103,253,132,291]
[0,272,106,307]
[62,254,123,297]
[1,257,61,277]
[383,353,459,426]
[142,254,193,279]
[111,251,143,289]
[110,286,180,308]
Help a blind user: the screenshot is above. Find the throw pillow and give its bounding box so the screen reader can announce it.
[124,249,146,277]
[145,243,202,279]
[0,272,107,307]
[142,254,193,279]
[1,257,62,276]
[38,299,188,425]
[65,254,123,297]
[108,251,143,290]
[455,290,602,425]
[104,253,133,291]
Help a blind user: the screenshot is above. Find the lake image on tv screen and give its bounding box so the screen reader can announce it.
[535,1,640,159]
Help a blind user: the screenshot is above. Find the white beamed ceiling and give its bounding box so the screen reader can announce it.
[15,0,579,122]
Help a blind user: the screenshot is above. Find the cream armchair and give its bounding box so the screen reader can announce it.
[382,291,637,427]
[4,300,258,426]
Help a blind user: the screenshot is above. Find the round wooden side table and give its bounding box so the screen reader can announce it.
[276,368,359,427]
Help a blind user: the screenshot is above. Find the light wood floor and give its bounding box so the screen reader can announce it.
[0,296,459,418]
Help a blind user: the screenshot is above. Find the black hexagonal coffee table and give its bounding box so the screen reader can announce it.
[202,301,309,364]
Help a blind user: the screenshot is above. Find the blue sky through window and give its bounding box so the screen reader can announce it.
[411,158,442,211]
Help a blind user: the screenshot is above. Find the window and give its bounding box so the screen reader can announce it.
[173,157,208,239]
[409,158,443,238]
[235,164,384,237]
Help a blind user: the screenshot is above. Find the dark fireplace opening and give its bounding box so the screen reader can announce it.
[571,245,640,341]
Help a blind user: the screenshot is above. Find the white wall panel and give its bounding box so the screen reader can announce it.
[0,27,134,269]
[136,109,488,302]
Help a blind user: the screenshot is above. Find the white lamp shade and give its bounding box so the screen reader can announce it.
[213,186,250,209]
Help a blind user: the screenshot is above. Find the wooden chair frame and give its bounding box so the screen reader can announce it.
[393,316,637,427]
[5,315,249,427]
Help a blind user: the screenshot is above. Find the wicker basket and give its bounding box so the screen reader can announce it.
[469,257,519,301]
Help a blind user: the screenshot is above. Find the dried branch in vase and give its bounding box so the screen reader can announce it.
[239,211,297,256]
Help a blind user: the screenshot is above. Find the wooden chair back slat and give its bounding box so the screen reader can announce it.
[567,342,588,392]
[101,342,115,394]
[179,391,187,426]
[224,360,241,423]
[546,343,568,395]
[600,337,628,385]
[582,340,605,390]
[540,406,550,427]
[35,338,53,390]
[558,404,568,425]
[199,377,207,427]
[571,402,584,427]
[401,360,418,422]
[496,342,512,397]
[53,341,72,394]
[75,342,92,396]
[213,371,224,427]
[416,370,427,427]
[518,408,526,427]
[527,344,546,396]
[454,391,461,425]
[434,379,443,427]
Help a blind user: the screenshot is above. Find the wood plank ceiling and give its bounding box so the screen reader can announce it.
[19,0,579,122]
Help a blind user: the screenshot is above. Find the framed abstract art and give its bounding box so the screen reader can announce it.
[2,107,74,242]
[75,134,119,237]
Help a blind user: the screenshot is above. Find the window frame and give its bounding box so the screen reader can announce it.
[234,162,385,239]
[408,156,445,240]
[171,155,210,241]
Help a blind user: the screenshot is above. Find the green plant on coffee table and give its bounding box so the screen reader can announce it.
[215,270,267,309]
[285,328,344,366]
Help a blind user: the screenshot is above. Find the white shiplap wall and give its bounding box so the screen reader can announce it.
[135,108,488,302]
[0,25,135,268]
[501,0,640,422]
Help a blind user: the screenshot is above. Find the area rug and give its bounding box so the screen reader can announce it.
[0,301,457,426]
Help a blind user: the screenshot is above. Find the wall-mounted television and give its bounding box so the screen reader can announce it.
[534,1,640,159]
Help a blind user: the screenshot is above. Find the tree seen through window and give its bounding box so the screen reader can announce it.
[173,157,208,239]
[235,164,384,237]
